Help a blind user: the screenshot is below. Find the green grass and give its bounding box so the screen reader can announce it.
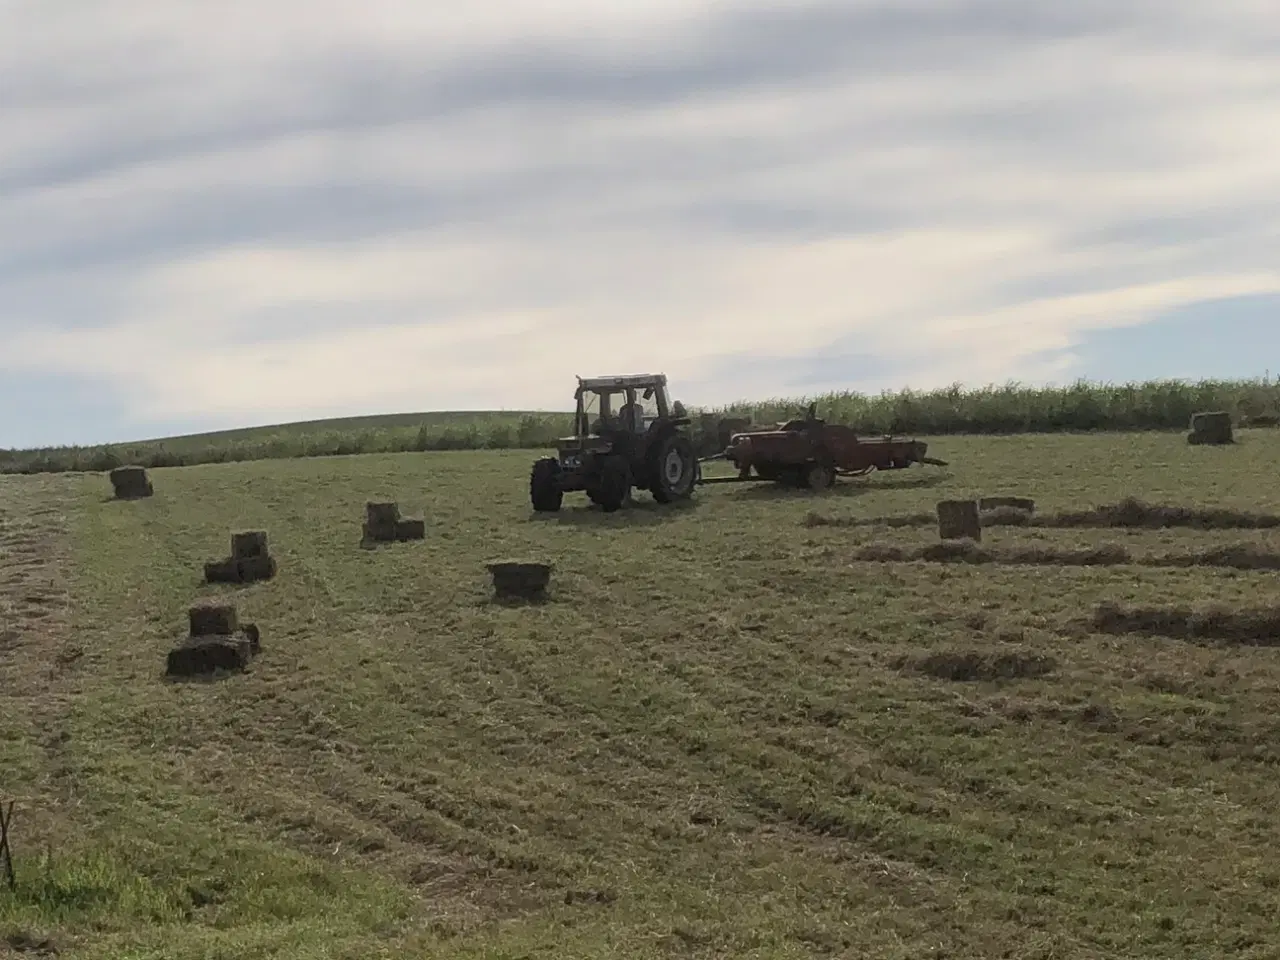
[6,376,1280,475]
[4,430,1280,956]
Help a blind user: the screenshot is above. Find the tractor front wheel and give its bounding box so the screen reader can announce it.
[650,434,698,503]
[530,457,563,512]
[594,455,632,513]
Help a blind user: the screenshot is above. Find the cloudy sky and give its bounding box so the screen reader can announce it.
[3,0,1280,448]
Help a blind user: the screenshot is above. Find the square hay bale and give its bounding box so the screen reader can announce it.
[109,464,153,499]
[166,634,253,677]
[1188,410,1234,445]
[363,502,403,543]
[361,521,395,545]
[487,561,552,602]
[395,519,426,541]
[203,558,243,584]
[232,531,269,559]
[978,496,1035,514]
[937,499,981,541]
[236,554,277,583]
[366,502,401,525]
[188,603,238,637]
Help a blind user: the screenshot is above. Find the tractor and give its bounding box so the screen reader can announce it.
[529,374,699,513]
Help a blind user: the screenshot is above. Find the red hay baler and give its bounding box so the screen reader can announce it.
[698,404,947,490]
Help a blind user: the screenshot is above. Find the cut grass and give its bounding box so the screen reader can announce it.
[3,429,1280,957]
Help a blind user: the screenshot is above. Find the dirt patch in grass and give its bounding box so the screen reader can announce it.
[902,650,1057,682]
[1091,602,1280,646]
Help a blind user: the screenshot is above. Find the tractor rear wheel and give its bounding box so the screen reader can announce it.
[649,433,697,503]
[530,458,563,512]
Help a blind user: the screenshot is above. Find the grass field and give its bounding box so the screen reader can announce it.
[4,430,1280,958]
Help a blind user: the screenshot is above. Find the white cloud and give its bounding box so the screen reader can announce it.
[2,0,1280,437]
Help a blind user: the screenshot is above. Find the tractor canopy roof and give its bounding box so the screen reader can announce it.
[576,373,667,392]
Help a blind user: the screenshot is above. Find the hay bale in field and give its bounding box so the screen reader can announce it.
[363,501,401,542]
[979,496,1035,514]
[235,554,277,582]
[232,531,269,559]
[203,558,242,584]
[1188,410,1234,445]
[937,499,981,541]
[188,602,238,636]
[362,501,426,546]
[169,605,260,677]
[166,635,254,676]
[205,530,277,584]
[487,561,552,603]
[109,464,153,499]
[395,519,426,541]
[366,501,401,527]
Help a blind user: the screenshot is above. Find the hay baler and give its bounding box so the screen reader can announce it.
[699,404,947,490]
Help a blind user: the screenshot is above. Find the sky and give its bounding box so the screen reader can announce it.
[3,0,1280,449]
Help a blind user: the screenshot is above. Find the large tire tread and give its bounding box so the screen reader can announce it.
[596,456,631,513]
[530,457,563,512]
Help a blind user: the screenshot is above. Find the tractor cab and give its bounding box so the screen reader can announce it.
[559,374,677,462]
[576,375,673,434]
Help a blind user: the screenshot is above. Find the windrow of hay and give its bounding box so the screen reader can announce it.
[854,541,1131,566]
[1091,602,1280,646]
[804,510,934,529]
[1040,497,1280,530]
[1152,544,1280,571]
[852,541,1280,570]
[809,497,1280,531]
[899,649,1057,682]
[981,506,1035,526]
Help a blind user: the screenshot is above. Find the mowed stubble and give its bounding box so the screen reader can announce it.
[3,429,1280,959]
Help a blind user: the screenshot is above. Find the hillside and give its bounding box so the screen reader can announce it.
[3,377,1280,475]
[2,432,1280,957]
[145,410,562,449]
